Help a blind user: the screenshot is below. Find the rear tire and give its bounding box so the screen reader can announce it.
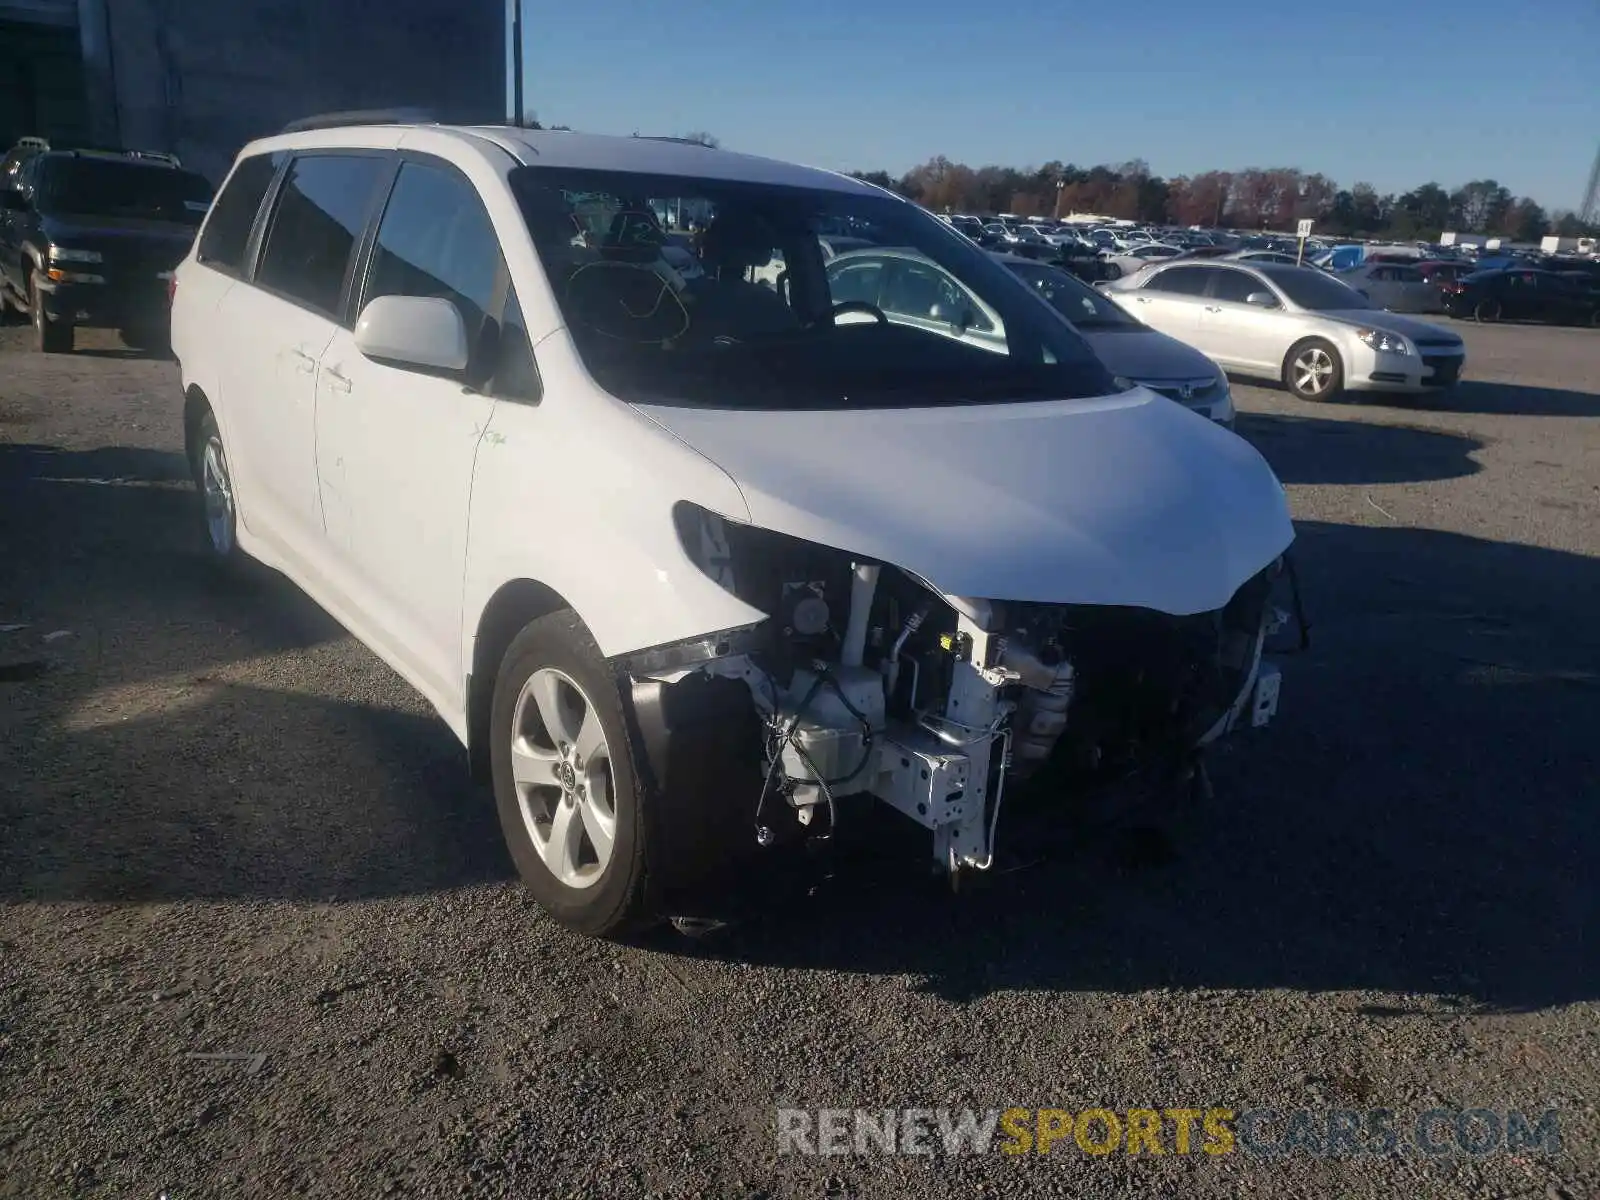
[1474,298,1502,323]
[30,272,73,354]
[192,411,241,566]
[490,611,652,938]
[1282,338,1344,401]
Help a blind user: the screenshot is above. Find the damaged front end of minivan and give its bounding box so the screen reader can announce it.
[617,501,1299,887]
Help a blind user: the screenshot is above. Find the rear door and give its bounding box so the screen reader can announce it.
[215,151,390,561]
[312,157,520,709]
[1121,264,1213,348]
[1498,271,1541,320]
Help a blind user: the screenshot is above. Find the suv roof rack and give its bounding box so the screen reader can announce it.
[13,137,182,167]
[280,108,440,134]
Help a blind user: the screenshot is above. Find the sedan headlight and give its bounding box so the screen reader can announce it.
[49,245,103,264]
[1357,327,1410,355]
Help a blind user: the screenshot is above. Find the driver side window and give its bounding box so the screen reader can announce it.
[828,260,885,306]
[882,260,993,332]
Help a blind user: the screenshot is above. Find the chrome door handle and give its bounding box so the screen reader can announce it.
[324,368,352,393]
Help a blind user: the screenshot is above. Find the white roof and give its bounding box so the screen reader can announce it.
[470,128,880,195]
[242,121,883,198]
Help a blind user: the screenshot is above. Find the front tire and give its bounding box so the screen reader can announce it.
[30,272,73,354]
[1283,338,1344,401]
[1474,298,1502,323]
[490,611,651,937]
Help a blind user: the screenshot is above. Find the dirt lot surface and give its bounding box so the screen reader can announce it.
[2,316,1598,1199]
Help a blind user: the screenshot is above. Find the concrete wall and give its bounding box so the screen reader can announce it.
[77,0,505,183]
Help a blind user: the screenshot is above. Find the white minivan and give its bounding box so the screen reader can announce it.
[171,116,1295,936]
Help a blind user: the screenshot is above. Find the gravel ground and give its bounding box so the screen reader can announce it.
[1,316,1597,1199]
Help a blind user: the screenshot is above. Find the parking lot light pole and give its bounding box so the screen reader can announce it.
[511,0,525,126]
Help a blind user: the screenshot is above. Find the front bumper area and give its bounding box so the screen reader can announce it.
[1350,346,1465,392]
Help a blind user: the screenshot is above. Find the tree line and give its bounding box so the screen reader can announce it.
[849,158,1598,243]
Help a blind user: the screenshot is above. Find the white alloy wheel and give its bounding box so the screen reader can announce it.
[1292,345,1337,397]
[509,667,617,889]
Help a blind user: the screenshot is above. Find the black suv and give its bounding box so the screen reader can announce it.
[0,142,214,353]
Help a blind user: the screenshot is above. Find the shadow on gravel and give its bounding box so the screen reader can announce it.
[665,520,1600,1014]
[6,442,1600,1012]
[2,443,513,903]
[1405,380,1600,418]
[1239,412,1482,485]
[68,347,172,362]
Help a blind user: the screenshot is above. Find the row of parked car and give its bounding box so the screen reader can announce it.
[939,212,1600,330]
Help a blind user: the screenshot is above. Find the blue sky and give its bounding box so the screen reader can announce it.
[513,0,1598,211]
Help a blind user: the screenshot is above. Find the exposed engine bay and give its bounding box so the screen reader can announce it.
[620,504,1290,881]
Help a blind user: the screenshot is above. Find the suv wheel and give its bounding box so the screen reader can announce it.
[194,412,240,562]
[29,271,73,354]
[1283,338,1344,401]
[490,611,651,937]
[1473,297,1502,323]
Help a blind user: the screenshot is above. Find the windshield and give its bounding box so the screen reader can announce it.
[1258,264,1371,311]
[1002,258,1138,329]
[35,157,213,224]
[509,167,1115,410]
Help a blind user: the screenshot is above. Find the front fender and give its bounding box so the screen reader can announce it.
[459,343,764,667]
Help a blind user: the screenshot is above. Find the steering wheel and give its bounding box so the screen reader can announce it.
[827,300,888,325]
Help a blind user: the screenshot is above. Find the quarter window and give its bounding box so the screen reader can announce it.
[197,152,282,273]
[255,154,388,317]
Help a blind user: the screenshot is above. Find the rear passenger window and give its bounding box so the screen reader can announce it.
[1144,266,1211,296]
[362,161,503,346]
[255,154,387,317]
[197,152,281,273]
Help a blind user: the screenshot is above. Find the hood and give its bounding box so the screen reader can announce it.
[1080,326,1220,383]
[637,390,1293,616]
[1322,309,1462,343]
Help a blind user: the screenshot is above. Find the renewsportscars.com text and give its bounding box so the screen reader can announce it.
[776,1106,1563,1158]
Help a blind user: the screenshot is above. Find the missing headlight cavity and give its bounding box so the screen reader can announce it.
[626,502,1289,881]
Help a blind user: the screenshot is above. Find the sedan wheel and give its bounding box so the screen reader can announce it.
[1284,339,1343,401]
[1474,298,1502,323]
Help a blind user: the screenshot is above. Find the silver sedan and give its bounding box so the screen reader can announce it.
[1104,260,1465,401]
[1333,262,1447,313]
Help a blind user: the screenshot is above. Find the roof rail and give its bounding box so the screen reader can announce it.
[124,149,181,167]
[280,108,440,134]
[633,135,717,147]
